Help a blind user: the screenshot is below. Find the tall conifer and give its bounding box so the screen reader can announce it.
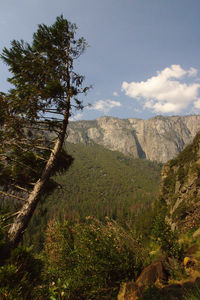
[0,15,89,255]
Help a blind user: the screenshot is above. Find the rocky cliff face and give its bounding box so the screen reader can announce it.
[67,115,200,163]
[160,132,200,231]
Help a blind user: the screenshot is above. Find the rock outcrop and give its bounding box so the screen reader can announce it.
[67,115,200,163]
[117,254,200,300]
[160,131,200,231]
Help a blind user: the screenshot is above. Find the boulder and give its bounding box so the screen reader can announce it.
[183,256,197,268]
[136,258,169,287]
[117,257,169,300]
[185,244,199,256]
[117,282,142,300]
[193,228,200,239]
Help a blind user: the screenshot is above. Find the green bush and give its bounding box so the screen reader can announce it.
[44,217,146,299]
[0,246,44,299]
[141,285,165,300]
[152,214,183,260]
[184,286,200,300]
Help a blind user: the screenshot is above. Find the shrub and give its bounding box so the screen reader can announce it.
[0,246,44,299]
[183,286,200,300]
[141,285,165,300]
[44,217,146,299]
[152,214,183,260]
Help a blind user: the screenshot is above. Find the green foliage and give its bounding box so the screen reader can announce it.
[160,131,200,230]
[44,217,146,299]
[0,247,43,299]
[152,214,183,259]
[171,200,192,222]
[0,15,89,250]
[165,258,186,281]
[0,146,50,188]
[184,286,200,300]
[166,131,200,190]
[0,146,73,200]
[47,143,161,222]
[162,169,176,196]
[24,143,161,251]
[132,204,157,244]
[176,132,200,165]
[48,278,68,300]
[1,15,88,122]
[141,285,165,300]
[0,217,6,249]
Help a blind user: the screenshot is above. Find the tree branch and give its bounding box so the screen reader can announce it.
[10,184,30,193]
[2,212,20,222]
[0,190,27,202]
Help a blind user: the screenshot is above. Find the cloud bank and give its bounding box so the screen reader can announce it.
[122,65,200,113]
[89,99,121,114]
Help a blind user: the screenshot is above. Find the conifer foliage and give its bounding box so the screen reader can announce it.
[0,15,89,255]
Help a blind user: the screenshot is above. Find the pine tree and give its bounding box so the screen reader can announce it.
[0,15,90,257]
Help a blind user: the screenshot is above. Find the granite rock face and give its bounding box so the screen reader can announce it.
[160,132,200,231]
[67,115,200,163]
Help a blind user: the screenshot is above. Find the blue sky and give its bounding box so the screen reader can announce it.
[1,0,200,120]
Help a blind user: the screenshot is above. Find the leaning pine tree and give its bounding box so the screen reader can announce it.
[0,15,90,257]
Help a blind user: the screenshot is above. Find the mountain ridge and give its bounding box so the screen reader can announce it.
[67,115,200,163]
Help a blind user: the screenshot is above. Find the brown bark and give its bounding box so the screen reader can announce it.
[2,43,73,254]
[0,106,70,264]
[7,103,70,250]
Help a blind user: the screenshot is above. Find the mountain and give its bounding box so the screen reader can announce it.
[67,115,200,163]
[160,131,200,232]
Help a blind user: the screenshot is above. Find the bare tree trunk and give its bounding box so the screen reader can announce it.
[7,107,70,250]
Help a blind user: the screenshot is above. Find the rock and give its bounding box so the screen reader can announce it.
[160,131,200,230]
[168,257,178,269]
[117,282,142,300]
[193,228,200,239]
[195,276,200,287]
[182,281,196,289]
[67,115,200,163]
[185,244,199,256]
[184,257,191,267]
[136,259,169,287]
[117,258,169,300]
[184,257,196,268]
[162,284,183,300]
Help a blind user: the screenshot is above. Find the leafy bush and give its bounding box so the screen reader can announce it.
[152,214,183,260]
[44,217,146,299]
[0,246,44,299]
[141,285,165,300]
[184,286,200,300]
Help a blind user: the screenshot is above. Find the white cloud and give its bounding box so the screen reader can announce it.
[113,91,119,96]
[69,112,83,121]
[121,64,200,114]
[89,99,121,114]
[194,98,200,109]
[188,67,198,77]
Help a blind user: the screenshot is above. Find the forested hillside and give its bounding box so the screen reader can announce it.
[51,143,161,219]
[25,143,162,249]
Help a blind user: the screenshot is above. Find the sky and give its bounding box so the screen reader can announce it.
[1,0,200,120]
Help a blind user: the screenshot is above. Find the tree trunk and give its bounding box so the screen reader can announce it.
[2,102,70,257]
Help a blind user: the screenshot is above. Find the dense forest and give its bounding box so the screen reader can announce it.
[24,142,162,251]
